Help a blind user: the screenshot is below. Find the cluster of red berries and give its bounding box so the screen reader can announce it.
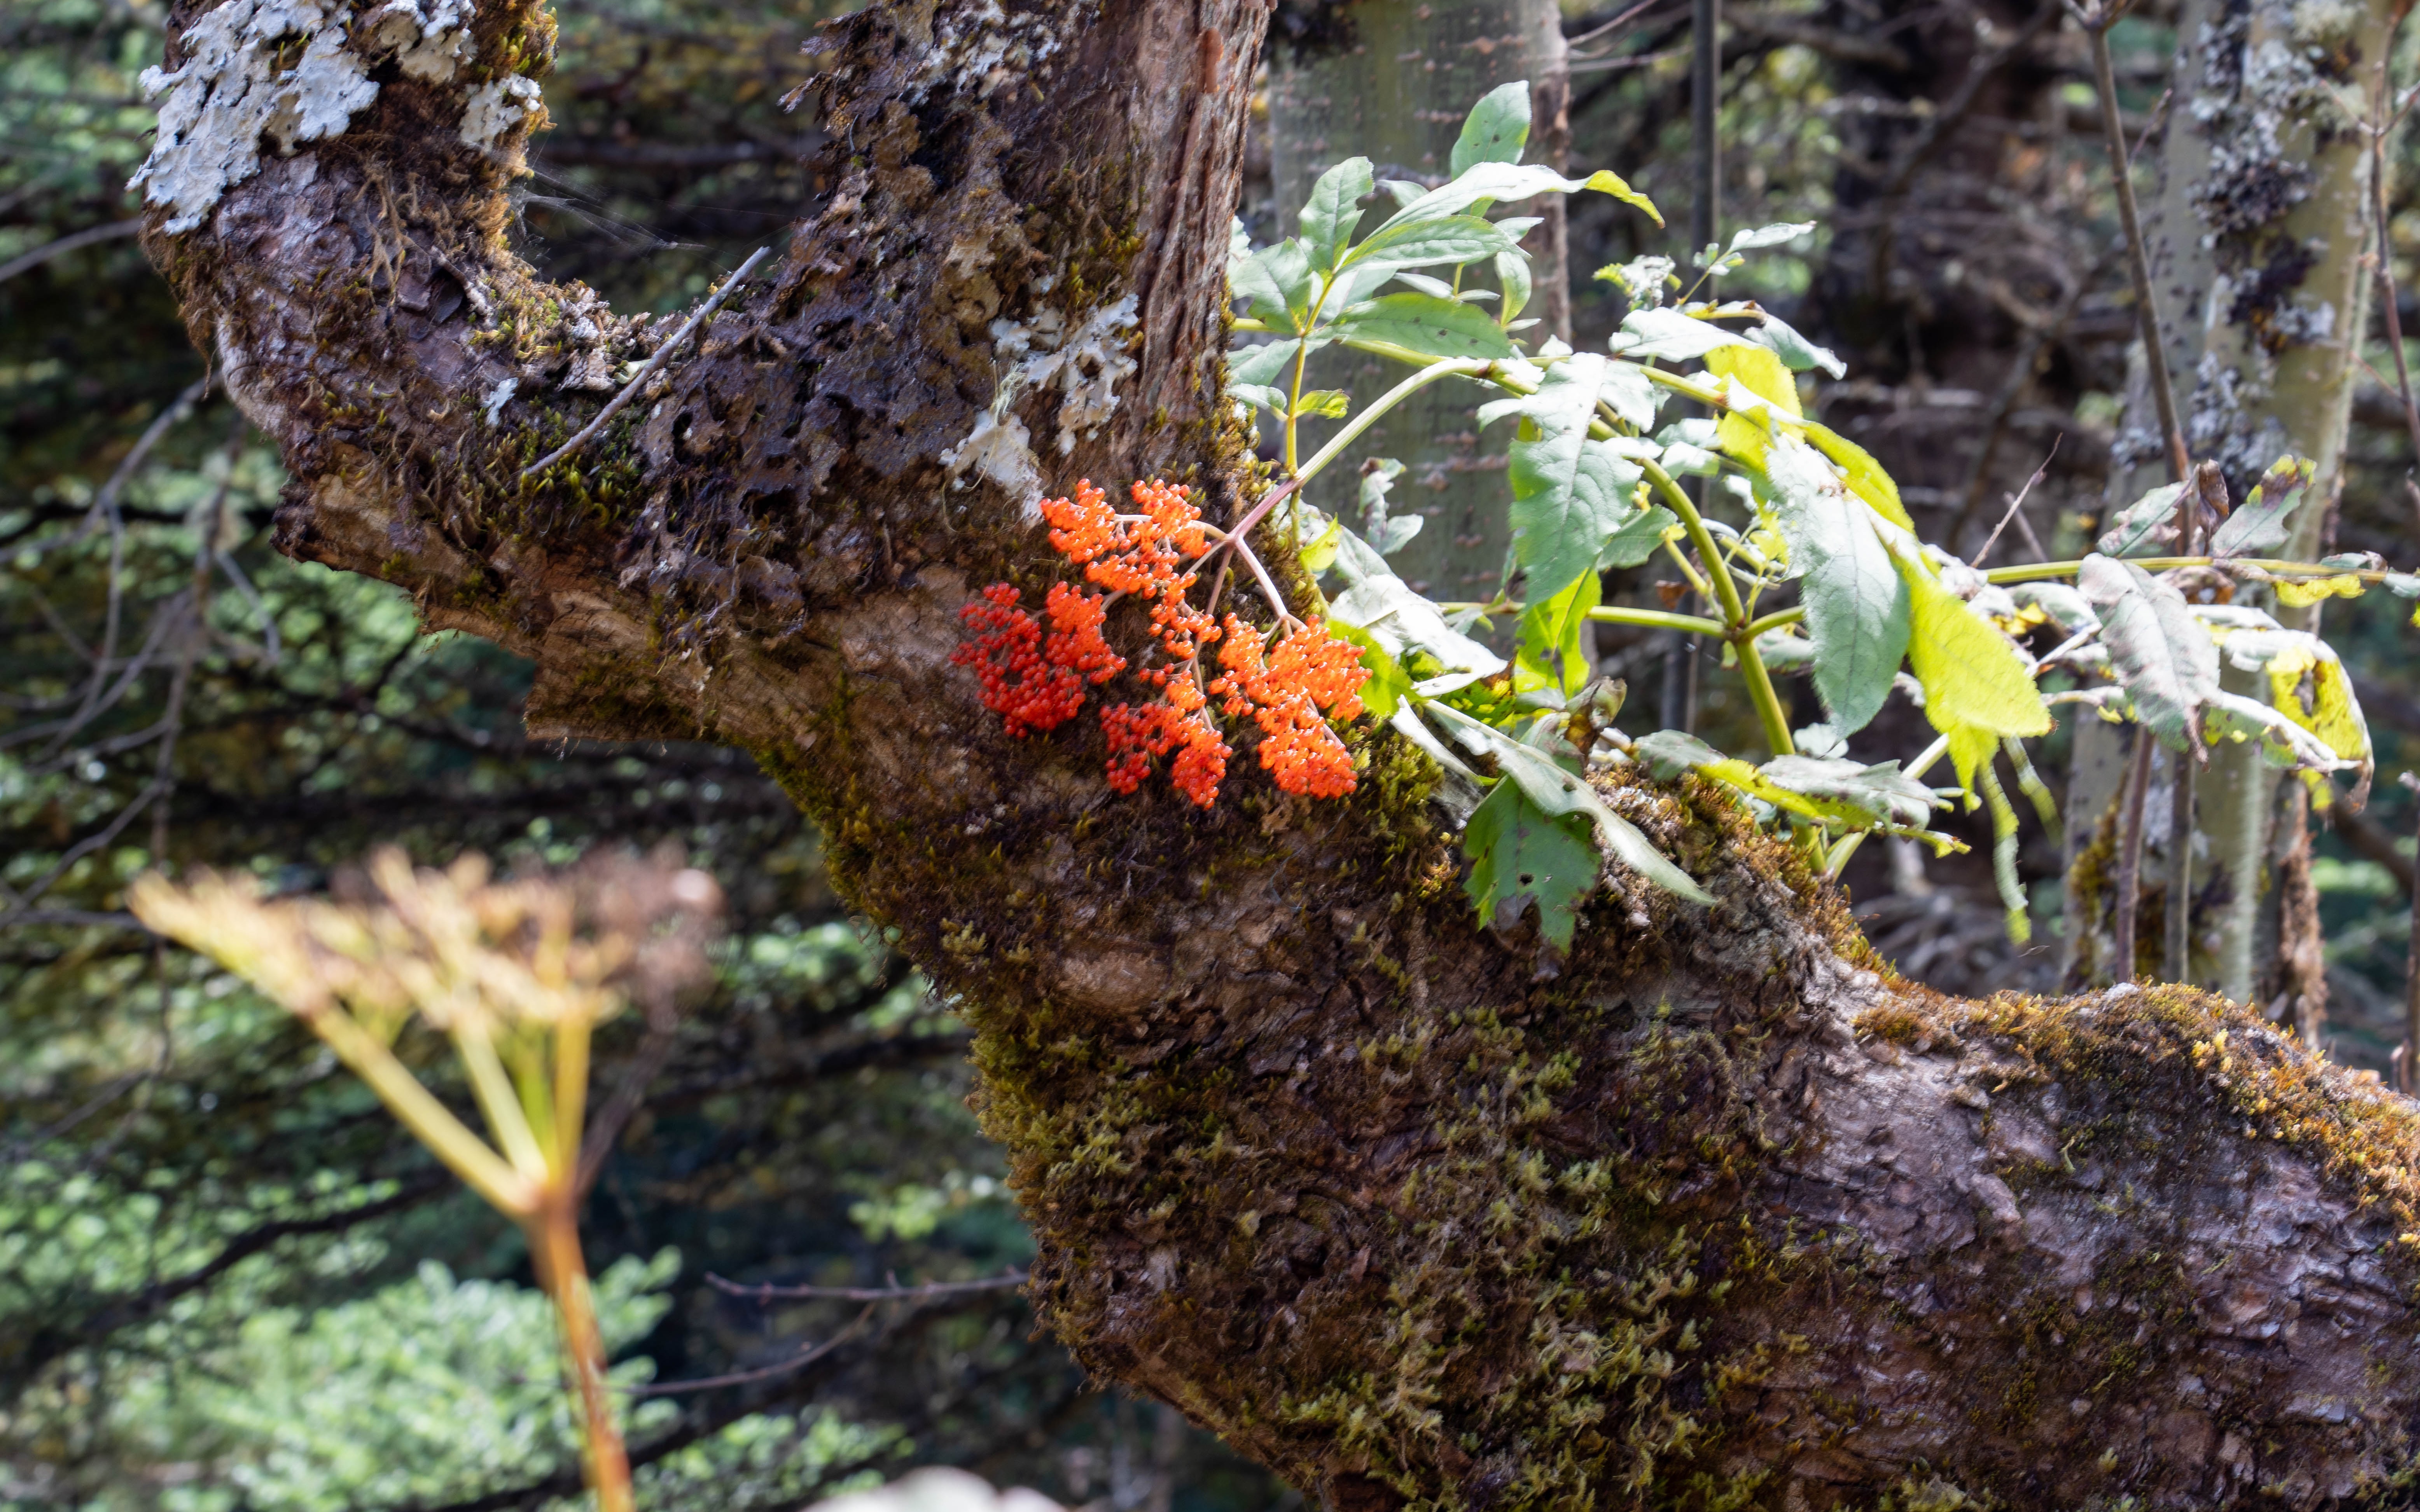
[959,478,1368,807]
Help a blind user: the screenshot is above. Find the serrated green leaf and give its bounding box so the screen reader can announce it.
[1600,361,1659,430]
[1232,240,1317,330]
[1516,568,1600,699]
[1750,314,1846,378]
[1330,292,1519,360]
[2209,454,2315,558]
[1427,702,1713,904]
[1610,306,1756,362]
[1757,755,1941,827]
[1329,529,1508,686]
[1227,338,1310,388]
[1765,439,1909,736]
[1452,81,1532,176]
[2077,553,2219,751]
[2096,480,2186,557]
[1299,156,1375,272]
[1463,778,1599,952]
[1477,354,1646,603]
[1375,162,1657,235]
[1596,501,1674,570]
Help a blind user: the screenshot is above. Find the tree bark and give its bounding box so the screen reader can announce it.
[144,0,2420,1505]
[2088,0,2394,1005]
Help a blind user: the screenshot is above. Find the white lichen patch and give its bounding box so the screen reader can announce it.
[460,75,542,154]
[941,295,1139,516]
[909,0,1093,104]
[369,0,473,81]
[481,376,518,425]
[132,0,377,233]
[130,0,520,234]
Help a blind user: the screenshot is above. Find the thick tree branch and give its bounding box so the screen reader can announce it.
[139,0,2420,1505]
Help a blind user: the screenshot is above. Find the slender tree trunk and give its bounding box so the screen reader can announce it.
[2087,0,2392,1004]
[140,0,2420,1504]
[1265,0,1568,606]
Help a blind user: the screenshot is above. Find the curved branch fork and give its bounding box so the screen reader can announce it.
[145,0,2420,1505]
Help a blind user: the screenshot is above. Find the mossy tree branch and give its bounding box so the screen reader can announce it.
[143,0,2420,1505]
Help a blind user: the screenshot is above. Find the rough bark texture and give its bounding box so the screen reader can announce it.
[145,0,2420,1505]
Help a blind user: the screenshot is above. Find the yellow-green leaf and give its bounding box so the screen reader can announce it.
[1708,346,1801,471]
[1581,168,1664,227]
[1901,562,2051,798]
[1802,422,1911,530]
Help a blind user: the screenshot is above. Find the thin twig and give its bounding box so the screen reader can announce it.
[519,246,771,480]
[625,1306,875,1397]
[0,218,143,285]
[704,1269,1028,1302]
[1971,437,2060,568]
[2082,0,2194,986]
[2368,69,2420,536]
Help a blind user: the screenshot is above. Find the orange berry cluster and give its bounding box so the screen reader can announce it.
[1210,615,1368,799]
[963,478,1368,807]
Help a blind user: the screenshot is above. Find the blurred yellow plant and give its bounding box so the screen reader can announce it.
[131,845,722,1512]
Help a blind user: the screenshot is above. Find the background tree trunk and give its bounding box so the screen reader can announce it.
[1265,0,1569,607]
[141,0,2420,1503]
[2076,0,2394,1004]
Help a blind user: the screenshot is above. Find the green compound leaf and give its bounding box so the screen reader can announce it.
[1452,81,1532,176]
[1463,778,1600,953]
[2209,454,2315,559]
[1330,292,1519,360]
[1477,353,1647,604]
[1765,438,1909,736]
[1298,155,1375,272]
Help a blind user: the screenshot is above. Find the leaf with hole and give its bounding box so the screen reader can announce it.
[1330,292,1519,360]
[1452,81,1532,176]
[1462,778,1600,952]
[1298,155,1375,272]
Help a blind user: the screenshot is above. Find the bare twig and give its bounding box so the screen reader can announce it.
[625,1305,876,1396]
[2366,70,2420,535]
[519,246,771,480]
[704,1269,1028,1302]
[1971,437,2060,569]
[2081,0,2196,986]
[0,218,143,285]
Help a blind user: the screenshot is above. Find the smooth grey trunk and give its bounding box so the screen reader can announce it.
[1265,0,1568,608]
[2083,0,2391,1002]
